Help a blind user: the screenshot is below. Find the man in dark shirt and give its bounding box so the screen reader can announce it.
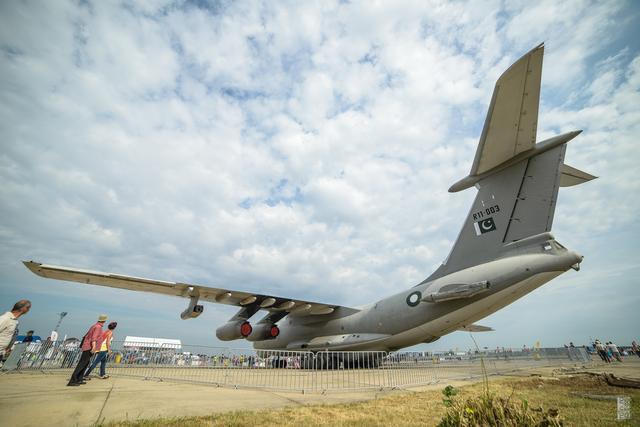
[67,314,107,386]
[22,330,35,343]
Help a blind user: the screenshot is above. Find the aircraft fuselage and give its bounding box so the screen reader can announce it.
[254,234,582,351]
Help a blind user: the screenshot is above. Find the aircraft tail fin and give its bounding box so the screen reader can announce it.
[425,45,595,282]
[471,43,544,175]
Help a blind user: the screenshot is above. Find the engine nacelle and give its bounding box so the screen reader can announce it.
[180,295,204,320]
[215,320,252,341]
[246,324,280,342]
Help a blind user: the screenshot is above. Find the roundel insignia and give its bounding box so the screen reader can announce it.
[406,291,422,307]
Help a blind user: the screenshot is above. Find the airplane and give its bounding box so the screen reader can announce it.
[24,43,595,353]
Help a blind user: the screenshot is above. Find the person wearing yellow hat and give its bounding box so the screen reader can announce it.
[67,314,107,386]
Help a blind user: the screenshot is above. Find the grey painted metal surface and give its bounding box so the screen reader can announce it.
[471,43,543,175]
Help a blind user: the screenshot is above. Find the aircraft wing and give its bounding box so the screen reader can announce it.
[23,261,358,317]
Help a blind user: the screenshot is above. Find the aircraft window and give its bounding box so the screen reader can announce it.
[543,243,552,251]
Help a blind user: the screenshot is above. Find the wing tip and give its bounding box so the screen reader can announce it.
[23,260,41,272]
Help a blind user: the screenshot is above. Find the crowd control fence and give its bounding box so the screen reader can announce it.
[2,340,593,393]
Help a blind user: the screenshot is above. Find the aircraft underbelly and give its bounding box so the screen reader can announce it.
[382,270,563,349]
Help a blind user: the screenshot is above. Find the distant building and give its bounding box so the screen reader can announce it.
[123,336,181,351]
[63,337,80,349]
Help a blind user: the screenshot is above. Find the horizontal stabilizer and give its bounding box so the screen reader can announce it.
[560,163,597,187]
[457,324,494,332]
[450,130,582,193]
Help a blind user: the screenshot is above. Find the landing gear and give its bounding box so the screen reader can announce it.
[313,352,382,369]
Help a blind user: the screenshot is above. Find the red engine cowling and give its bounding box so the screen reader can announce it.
[215,320,252,341]
[246,324,280,341]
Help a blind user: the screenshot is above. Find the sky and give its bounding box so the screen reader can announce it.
[1,0,638,353]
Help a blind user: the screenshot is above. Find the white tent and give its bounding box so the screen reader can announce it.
[123,336,181,350]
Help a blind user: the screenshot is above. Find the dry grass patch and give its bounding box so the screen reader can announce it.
[495,374,639,426]
[104,374,639,427]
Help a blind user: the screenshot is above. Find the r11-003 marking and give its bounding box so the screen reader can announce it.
[472,205,500,221]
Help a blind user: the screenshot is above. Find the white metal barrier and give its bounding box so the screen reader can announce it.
[3,340,593,393]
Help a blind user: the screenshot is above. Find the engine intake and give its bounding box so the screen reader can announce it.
[216,320,252,341]
[246,324,280,342]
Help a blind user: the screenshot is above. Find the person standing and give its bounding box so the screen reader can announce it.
[22,330,35,343]
[67,314,107,386]
[0,300,31,361]
[607,341,623,362]
[594,340,609,363]
[84,321,117,379]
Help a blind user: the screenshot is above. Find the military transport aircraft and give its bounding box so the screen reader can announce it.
[24,43,595,352]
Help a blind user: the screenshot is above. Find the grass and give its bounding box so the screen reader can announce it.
[103,374,639,426]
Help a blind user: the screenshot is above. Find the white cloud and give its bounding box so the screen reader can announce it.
[505,0,626,89]
[1,0,638,348]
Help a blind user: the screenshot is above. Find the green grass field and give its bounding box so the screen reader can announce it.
[103,374,639,426]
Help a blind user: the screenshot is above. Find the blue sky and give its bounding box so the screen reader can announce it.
[1,0,638,352]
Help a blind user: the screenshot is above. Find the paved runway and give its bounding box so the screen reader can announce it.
[0,372,398,427]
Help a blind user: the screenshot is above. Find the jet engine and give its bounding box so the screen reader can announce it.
[246,324,280,341]
[215,320,253,341]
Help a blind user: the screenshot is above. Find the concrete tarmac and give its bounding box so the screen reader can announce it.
[0,372,402,426]
[1,359,638,426]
